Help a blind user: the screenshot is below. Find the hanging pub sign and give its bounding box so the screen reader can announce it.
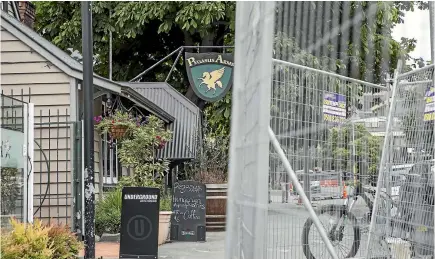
[424,86,434,121]
[323,92,346,124]
[170,181,206,242]
[119,187,160,259]
[185,52,234,102]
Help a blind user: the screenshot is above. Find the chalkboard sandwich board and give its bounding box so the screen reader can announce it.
[170,180,206,242]
[119,187,160,259]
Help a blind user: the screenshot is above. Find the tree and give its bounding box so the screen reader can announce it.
[34,1,235,110]
[322,123,381,182]
[207,2,426,135]
[34,1,427,136]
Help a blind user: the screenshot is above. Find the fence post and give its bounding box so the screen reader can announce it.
[429,5,435,253]
[23,102,28,223]
[225,2,275,259]
[27,103,34,223]
[366,60,403,253]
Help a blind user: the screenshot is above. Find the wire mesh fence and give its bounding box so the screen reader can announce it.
[269,171,344,203]
[228,2,434,259]
[268,60,386,259]
[225,2,276,259]
[367,64,435,259]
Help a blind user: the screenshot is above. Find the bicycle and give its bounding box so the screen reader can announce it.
[301,161,434,259]
[301,177,396,259]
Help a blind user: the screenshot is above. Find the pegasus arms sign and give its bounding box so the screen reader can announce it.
[185,52,234,102]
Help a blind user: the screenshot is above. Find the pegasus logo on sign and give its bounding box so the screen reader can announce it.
[197,67,226,93]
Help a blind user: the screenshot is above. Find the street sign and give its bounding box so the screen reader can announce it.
[119,187,160,258]
[170,181,206,242]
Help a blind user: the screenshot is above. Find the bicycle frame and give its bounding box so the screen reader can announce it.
[333,182,376,231]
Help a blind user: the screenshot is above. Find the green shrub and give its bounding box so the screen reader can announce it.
[48,224,83,259]
[160,195,172,211]
[95,189,122,236]
[1,218,53,259]
[1,218,83,259]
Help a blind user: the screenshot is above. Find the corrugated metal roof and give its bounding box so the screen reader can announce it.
[1,2,20,19]
[121,82,201,160]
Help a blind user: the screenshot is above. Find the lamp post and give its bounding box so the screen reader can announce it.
[81,2,95,258]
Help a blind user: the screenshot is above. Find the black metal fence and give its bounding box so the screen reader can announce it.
[33,109,81,230]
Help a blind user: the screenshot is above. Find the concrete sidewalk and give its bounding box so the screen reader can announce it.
[79,196,371,259]
[78,232,226,259]
[159,232,225,259]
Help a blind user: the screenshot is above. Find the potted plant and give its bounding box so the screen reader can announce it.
[96,111,173,245]
[94,111,137,140]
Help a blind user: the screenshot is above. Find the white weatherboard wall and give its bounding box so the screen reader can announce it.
[1,25,73,224]
[0,24,101,225]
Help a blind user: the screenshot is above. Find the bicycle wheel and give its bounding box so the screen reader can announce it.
[302,204,360,259]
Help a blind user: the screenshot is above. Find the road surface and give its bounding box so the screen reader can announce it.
[159,192,374,259]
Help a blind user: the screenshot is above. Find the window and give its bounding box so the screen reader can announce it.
[101,133,121,185]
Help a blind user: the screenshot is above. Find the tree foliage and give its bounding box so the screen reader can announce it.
[0,167,20,214]
[34,1,428,139]
[34,2,234,91]
[324,123,381,177]
[182,120,230,183]
[94,111,172,187]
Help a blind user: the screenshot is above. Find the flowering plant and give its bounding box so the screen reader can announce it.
[116,115,172,186]
[94,110,172,186]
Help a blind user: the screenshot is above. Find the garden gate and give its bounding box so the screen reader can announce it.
[367,63,435,258]
[1,94,33,225]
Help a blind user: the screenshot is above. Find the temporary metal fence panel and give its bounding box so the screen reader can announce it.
[269,171,344,202]
[268,59,386,259]
[366,63,435,259]
[226,2,395,259]
[225,2,276,259]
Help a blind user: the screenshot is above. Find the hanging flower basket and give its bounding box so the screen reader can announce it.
[110,125,129,139]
